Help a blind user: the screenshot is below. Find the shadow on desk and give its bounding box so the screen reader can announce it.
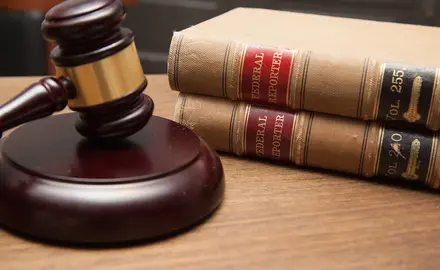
[216,151,440,196]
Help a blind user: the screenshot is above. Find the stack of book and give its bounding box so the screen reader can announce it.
[165,7,440,189]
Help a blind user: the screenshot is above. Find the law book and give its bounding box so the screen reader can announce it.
[167,7,440,131]
[174,93,440,189]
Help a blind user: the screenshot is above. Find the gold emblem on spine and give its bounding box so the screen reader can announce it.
[401,139,421,180]
[403,76,423,123]
[391,142,406,159]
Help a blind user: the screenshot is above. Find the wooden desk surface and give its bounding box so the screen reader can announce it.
[1,75,440,269]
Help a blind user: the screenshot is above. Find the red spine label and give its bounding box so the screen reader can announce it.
[244,106,295,162]
[240,45,295,107]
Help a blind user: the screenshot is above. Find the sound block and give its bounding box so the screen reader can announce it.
[0,113,224,244]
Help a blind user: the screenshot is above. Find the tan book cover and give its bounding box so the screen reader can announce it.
[174,93,440,189]
[168,7,440,130]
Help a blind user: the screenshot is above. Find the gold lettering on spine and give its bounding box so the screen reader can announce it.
[268,52,283,104]
[401,139,421,180]
[403,76,422,123]
[255,115,267,156]
[251,53,264,100]
[272,115,285,158]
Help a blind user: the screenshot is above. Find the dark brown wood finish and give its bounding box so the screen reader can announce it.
[0,113,224,244]
[74,80,154,141]
[42,0,132,66]
[0,77,75,138]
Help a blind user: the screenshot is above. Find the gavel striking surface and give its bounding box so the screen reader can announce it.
[0,113,224,244]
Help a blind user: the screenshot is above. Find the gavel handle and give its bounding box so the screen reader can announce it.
[0,77,75,138]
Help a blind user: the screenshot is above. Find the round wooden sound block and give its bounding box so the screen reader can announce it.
[0,113,224,244]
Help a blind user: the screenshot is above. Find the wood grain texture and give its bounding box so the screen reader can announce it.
[2,75,440,269]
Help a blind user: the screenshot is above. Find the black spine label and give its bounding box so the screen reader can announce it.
[377,127,434,183]
[377,63,436,126]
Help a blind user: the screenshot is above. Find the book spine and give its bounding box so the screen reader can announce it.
[168,32,440,131]
[174,93,440,189]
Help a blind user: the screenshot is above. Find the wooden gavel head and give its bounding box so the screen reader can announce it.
[0,0,154,141]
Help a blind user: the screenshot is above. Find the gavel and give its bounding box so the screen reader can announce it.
[0,0,153,140]
[0,0,224,245]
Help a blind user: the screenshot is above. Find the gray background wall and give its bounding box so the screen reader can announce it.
[123,0,440,74]
[1,0,439,76]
